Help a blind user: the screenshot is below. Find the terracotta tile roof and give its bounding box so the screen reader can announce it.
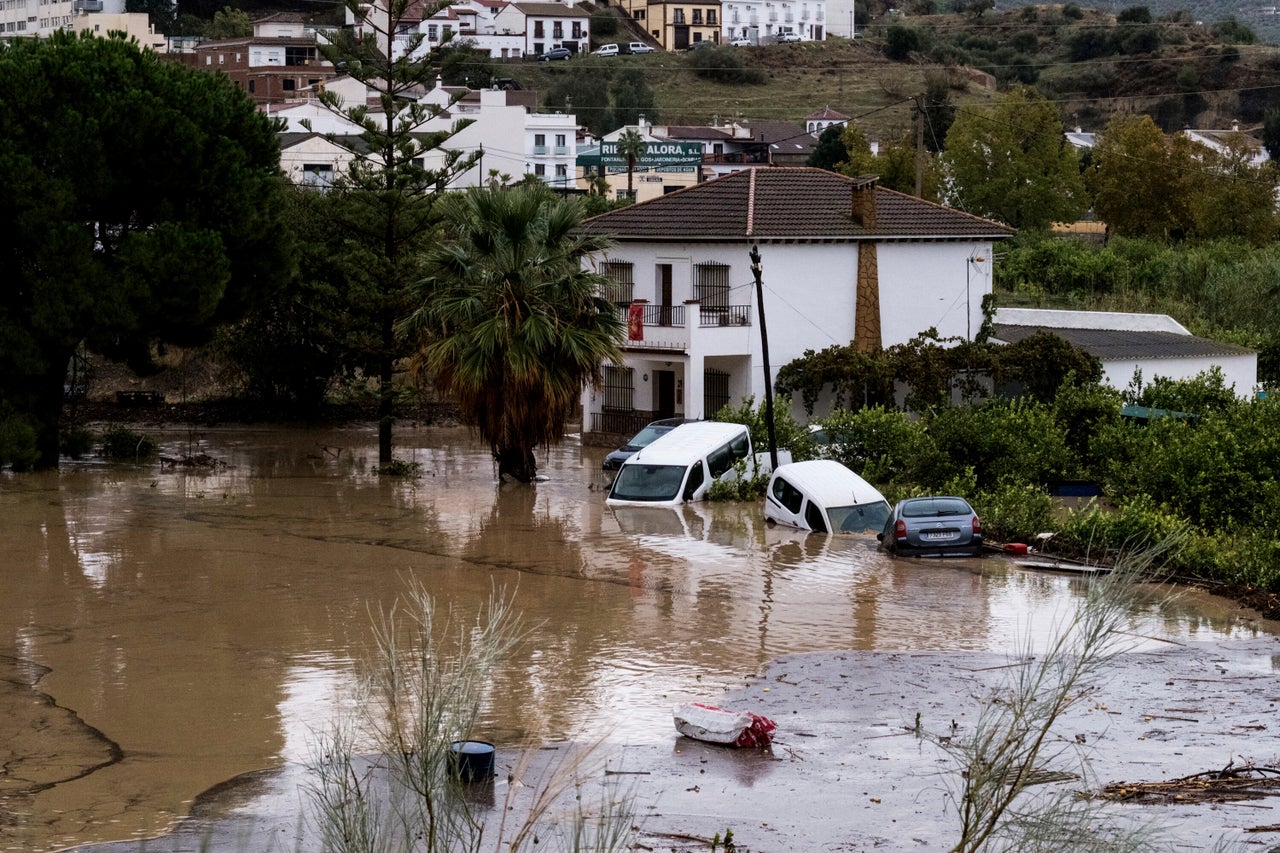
[253,11,313,23]
[655,126,734,141]
[513,2,591,15]
[578,167,1016,241]
[806,106,849,121]
[992,325,1255,361]
[738,120,805,144]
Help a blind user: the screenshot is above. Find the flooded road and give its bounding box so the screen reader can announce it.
[0,425,1272,851]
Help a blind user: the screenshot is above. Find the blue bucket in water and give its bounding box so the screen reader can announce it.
[448,740,495,783]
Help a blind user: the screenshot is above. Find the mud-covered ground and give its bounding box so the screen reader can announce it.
[68,632,1280,853]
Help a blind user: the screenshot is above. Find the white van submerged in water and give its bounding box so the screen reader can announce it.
[605,422,759,507]
[764,459,890,534]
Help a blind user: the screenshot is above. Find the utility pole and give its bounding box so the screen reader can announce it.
[749,244,778,471]
[914,94,924,198]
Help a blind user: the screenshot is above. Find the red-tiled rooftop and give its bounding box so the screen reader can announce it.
[578,168,1015,241]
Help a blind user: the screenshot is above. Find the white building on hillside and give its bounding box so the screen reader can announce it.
[721,0,827,42]
[0,0,164,48]
[276,76,577,190]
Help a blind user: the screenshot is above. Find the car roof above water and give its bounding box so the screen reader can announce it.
[772,460,886,506]
[622,421,748,467]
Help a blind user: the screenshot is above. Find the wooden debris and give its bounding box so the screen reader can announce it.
[1098,762,1280,805]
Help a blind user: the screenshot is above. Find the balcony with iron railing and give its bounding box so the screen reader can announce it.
[614,303,752,351]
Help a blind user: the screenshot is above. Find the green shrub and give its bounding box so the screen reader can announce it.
[922,398,1072,489]
[713,395,813,462]
[684,47,766,85]
[707,458,769,502]
[816,406,930,485]
[61,426,95,460]
[969,483,1056,544]
[590,9,617,36]
[100,425,158,461]
[0,412,39,471]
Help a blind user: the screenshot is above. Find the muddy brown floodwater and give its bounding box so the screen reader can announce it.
[0,425,1276,852]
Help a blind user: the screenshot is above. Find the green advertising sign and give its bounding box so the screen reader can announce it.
[599,139,702,173]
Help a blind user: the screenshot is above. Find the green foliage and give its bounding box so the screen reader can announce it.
[969,482,1055,544]
[1211,16,1257,44]
[816,406,931,484]
[775,331,1098,417]
[0,409,39,471]
[713,395,814,463]
[0,32,291,467]
[400,186,623,482]
[1125,366,1238,413]
[206,5,251,38]
[100,425,158,461]
[1062,4,1084,19]
[1116,6,1152,24]
[590,9,618,36]
[707,458,770,502]
[885,24,923,60]
[436,44,497,88]
[923,398,1073,489]
[941,87,1086,229]
[808,125,847,171]
[685,46,766,85]
[60,426,95,460]
[610,67,657,129]
[543,63,612,137]
[374,459,422,477]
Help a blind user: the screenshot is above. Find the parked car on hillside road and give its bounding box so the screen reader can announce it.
[777,31,802,42]
[625,41,655,53]
[729,37,753,46]
[538,47,572,61]
[878,496,984,557]
[594,43,619,56]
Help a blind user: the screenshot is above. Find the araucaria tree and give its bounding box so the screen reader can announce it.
[941,87,1087,229]
[401,186,624,483]
[0,32,290,468]
[314,0,477,465]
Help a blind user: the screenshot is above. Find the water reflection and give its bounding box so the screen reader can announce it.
[0,425,1272,852]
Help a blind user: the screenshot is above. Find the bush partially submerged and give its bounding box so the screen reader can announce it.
[100,425,157,461]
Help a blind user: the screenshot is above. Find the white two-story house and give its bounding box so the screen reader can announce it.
[575,167,1014,436]
[721,0,828,43]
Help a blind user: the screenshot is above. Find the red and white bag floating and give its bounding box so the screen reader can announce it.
[673,702,778,748]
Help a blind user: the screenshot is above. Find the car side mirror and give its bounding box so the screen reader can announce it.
[875,532,883,541]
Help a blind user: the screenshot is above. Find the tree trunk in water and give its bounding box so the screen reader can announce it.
[34,349,73,469]
[378,313,394,466]
[495,446,536,483]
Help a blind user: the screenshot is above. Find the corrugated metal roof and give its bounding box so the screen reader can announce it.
[992,324,1256,360]
[578,168,1015,241]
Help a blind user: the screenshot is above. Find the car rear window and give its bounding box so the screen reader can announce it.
[902,498,971,518]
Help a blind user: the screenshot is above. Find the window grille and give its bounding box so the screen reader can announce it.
[704,368,729,417]
[601,261,635,307]
[694,263,730,312]
[603,365,635,411]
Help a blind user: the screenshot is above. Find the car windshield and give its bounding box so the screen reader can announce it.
[828,501,891,533]
[902,498,971,518]
[609,464,687,502]
[625,425,672,450]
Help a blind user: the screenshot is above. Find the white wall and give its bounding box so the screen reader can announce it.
[1105,355,1258,399]
[879,242,991,344]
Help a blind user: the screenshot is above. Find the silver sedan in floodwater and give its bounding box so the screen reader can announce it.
[878,495,984,557]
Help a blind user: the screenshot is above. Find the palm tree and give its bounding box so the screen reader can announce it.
[400,185,624,482]
[616,128,647,200]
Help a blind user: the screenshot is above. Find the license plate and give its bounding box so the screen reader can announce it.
[923,531,955,541]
